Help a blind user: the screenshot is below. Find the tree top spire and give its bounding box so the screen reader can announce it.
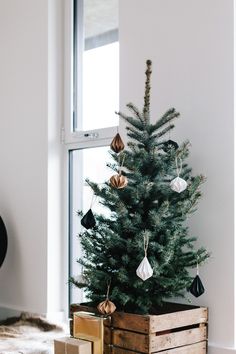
[143,59,152,122]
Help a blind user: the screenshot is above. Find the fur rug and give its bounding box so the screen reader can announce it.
[0,313,65,354]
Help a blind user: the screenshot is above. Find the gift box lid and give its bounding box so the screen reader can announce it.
[54,336,91,354]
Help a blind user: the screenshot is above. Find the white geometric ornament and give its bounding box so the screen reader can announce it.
[136,233,153,281]
[170,156,188,193]
[136,256,153,281]
[170,176,187,193]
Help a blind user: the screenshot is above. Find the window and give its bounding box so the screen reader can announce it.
[65,0,119,305]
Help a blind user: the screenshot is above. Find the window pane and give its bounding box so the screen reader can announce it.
[83,42,119,131]
[69,146,113,304]
[74,0,119,132]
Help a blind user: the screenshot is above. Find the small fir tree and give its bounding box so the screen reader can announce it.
[71,60,209,314]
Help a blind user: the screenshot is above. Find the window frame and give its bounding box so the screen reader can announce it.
[63,0,118,147]
[63,0,119,307]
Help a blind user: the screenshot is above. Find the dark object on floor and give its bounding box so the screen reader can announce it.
[0,312,61,332]
[0,216,7,267]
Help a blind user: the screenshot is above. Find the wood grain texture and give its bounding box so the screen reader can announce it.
[149,307,208,332]
[104,341,206,354]
[112,329,149,353]
[153,341,207,354]
[150,326,207,352]
[112,312,150,334]
[104,326,112,345]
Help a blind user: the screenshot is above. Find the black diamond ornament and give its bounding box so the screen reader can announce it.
[0,216,7,267]
[81,209,96,229]
[189,275,205,297]
[162,140,179,152]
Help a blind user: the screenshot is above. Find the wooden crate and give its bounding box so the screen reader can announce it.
[70,302,208,354]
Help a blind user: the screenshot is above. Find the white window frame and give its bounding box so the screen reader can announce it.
[63,0,119,307]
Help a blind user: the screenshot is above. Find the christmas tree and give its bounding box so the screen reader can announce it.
[71,60,209,314]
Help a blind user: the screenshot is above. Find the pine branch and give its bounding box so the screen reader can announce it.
[126,103,144,122]
[153,124,175,139]
[149,109,180,134]
[117,113,145,131]
[126,130,147,144]
[69,276,87,289]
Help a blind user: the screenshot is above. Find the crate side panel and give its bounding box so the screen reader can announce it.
[150,326,207,352]
[104,326,112,345]
[112,329,149,353]
[104,341,206,354]
[150,307,208,333]
[104,344,111,354]
[112,312,150,334]
[153,341,207,353]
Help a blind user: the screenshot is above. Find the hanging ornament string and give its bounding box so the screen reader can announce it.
[175,156,183,177]
[196,259,199,276]
[90,191,97,209]
[106,279,111,300]
[144,233,149,257]
[119,154,126,175]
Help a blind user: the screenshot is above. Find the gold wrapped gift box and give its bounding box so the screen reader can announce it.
[54,337,92,354]
[73,312,104,354]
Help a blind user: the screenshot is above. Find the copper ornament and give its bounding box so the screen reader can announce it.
[110,133,125,153]
[110,174,128,189]
[97,299,116,315]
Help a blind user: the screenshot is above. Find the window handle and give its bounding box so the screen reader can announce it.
[83,132,99,138]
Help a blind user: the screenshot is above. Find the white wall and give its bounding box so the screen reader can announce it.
[119,0,234,353]
[0,0,48,314]
[0,0,65,318]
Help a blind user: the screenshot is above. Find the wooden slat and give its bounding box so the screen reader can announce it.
[104,326,112,345]
[150,326,207,352]
[104,344,111,354]
[106,341,206,354]
[149,307,207,333]
[153,341,207,353]
[110,347,143,354]
[112,329,149,353]
[112,312,150,334]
